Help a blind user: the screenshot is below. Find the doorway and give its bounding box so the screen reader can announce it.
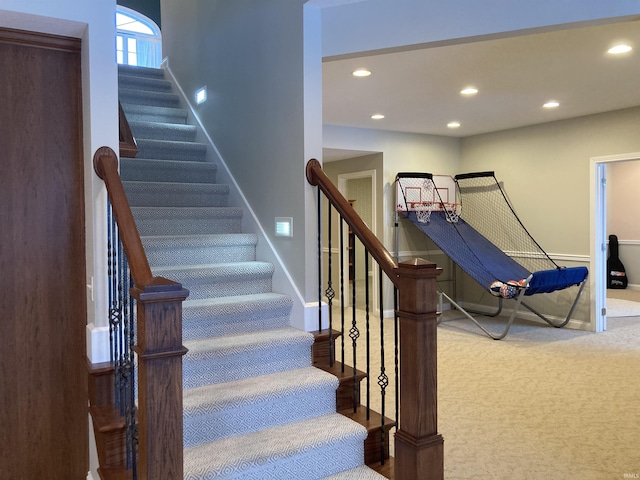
[0,28,87,478]
[591,152,640,333]
[338,170,378,310]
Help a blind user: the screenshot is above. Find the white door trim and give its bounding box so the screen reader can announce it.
[590,152,640,332]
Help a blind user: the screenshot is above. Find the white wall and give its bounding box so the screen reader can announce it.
[321,0,640,57]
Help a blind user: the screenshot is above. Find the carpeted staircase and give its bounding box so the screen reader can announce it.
[118,64,386,479]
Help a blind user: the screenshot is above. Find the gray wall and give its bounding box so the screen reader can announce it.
[161,0,310,293]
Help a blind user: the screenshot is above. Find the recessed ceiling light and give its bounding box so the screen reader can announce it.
[447,121,461,128]
[543,101,560,109]
[353,69,372,77]
[607,44,632,55]
[460,87,478,96]
[371,114,385,120]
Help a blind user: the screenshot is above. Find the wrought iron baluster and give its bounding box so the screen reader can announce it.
[317,187,322,333]
[349,237,359,413]
[394,285,399,432]
[365,249,370,420]
[325,204,335,367]
[339,219,345,371]
[378,267,389,465]
[106,198,138,478]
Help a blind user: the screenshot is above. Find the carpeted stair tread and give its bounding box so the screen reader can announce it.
[183,367,339,447]
[123,181,229,208]
[120,158,217,184]
[182,293,292,339]
[183,327,314,388]
[119,87,180,108]
[152,261,274,299]
[183,413,367,480]
[121,103,188,124]
[118,73,173,92]
[128,120,197,142]
[131,206,243,235]
[322,465,387,479]
[142,233,257,267]
[135,138,207,162]
[118,64,165,79]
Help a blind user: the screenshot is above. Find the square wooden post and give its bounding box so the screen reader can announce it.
[132,280,189,480]
[394,259,444,480]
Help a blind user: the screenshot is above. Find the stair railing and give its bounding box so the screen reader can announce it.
[94,146,189,480]
[306,159,444,480]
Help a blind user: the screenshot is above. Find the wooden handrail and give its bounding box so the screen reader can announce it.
[306,158,444,480]
[306,158,399,285]
[94,145,188,479]
[94,146,157,290]
[119,101,138,158]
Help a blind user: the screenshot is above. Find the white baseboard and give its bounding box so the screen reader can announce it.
[304,301,328,331]
[86,323,110,364]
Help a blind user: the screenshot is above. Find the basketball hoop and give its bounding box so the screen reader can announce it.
[415,202,434,223]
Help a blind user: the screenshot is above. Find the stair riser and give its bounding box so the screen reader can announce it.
[145,245,256,268]
[124,184,229,208]
[176,277,273,301]
[132,208,243,236]
[119,88,180,108]
[183,306,290,340]
[118,65,165,79]
[183,384,337,448]
[120,160,217,184]
[118,75,172,92]
[191,440,365,480]
[183,344,312,389]
[136,139,207,162]
[130,122,197,142]
[121,104,188,125]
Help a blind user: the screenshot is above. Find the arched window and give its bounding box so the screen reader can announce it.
[116,6,162,68]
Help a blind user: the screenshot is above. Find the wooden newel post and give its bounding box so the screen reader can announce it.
[132,279,189,480]
[394,258,444,480]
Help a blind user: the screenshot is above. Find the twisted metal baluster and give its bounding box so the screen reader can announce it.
[317,187,323,332]
[349,239,359,413]
[339,219,345,372]
[325,205,335,367]
[365,250,371,420]
[378,268,389,465]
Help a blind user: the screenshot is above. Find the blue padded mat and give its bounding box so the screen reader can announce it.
[406,211,587,296]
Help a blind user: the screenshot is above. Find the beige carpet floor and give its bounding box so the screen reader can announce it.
[334,294,640,480]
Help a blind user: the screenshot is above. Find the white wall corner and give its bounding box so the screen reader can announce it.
[304,301,329,331]
[86,323,110,364]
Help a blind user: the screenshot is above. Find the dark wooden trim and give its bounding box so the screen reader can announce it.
[0,26,81,52]
[394,259,443,480]
[119,101,138,158]
[133,286,189,480]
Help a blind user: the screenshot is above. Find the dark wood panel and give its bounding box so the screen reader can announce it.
[0,28,87,479]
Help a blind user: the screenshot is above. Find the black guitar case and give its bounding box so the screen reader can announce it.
[607,234,628,289]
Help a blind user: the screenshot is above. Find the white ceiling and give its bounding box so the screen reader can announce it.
[323,19,640,139]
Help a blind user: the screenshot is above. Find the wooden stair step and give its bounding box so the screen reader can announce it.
[370,456,394,479]
[97,466,134,480]
[340,405,395,465]
[311,328,342,367]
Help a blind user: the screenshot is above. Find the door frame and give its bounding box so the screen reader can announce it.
[338,170,378,309]
[590,151,640,332]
